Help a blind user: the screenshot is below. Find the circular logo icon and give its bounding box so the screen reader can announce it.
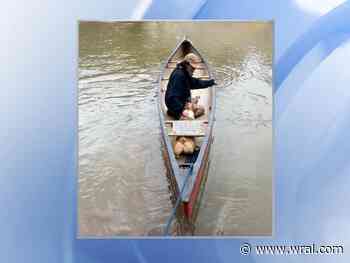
[240,243,251,255]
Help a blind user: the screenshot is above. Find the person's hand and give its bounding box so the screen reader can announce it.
[209,79,216,86]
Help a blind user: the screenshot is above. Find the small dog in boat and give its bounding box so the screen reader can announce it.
[174,136,196,158]
[180,96,205,120]
[181,102,195,120]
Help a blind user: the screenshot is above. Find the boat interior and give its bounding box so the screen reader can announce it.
[160,40,213,168]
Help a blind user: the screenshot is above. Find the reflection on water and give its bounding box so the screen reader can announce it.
[78,21,272,236]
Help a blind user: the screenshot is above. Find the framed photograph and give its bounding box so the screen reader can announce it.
[78,21,273,237]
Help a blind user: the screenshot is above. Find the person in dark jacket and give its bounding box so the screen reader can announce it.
[165,53,215,120]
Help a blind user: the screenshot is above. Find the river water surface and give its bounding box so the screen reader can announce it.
[78,22,272,236]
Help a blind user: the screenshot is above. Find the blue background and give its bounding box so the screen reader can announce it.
[1,0,350,262]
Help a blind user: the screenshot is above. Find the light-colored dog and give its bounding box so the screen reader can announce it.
[174,136,196,158]
[180,96,204,120]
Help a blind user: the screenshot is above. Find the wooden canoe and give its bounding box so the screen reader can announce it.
[158,37,215,230]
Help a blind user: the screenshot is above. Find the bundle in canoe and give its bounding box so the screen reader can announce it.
[158,37,216,229]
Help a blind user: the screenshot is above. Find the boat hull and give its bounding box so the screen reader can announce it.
[158,37,215,235]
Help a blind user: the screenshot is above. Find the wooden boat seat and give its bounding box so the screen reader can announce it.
[166,120,208,136]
